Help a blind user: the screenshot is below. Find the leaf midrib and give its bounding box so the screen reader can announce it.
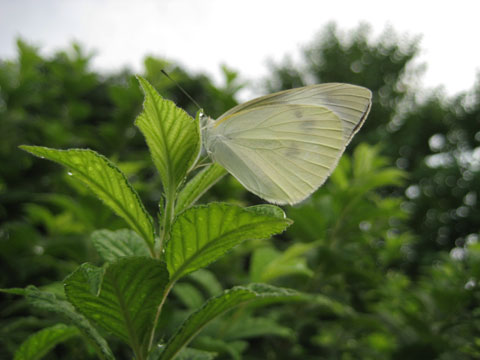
[110,270,144,359]
[23,147,154,245]
[144,85,176,193]
[69,156,154,245]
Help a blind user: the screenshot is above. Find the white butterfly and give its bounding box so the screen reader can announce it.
[202,84,372,205]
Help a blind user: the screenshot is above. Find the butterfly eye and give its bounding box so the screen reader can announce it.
[199,113,210,130]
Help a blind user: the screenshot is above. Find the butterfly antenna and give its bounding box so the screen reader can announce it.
[161,69,202,111]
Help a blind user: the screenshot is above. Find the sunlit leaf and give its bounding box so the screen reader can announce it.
[245,204,288,219]
[166,203,292,283]
[136,76,201,195]
[175,163,227,214]
[20,146,155,247]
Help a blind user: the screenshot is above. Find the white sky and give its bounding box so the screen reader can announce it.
[1,0,479,99]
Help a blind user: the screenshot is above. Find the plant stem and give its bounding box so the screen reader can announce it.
[148,281,174,351]
[147,187,176,351]
[157,188,176,259]
[147,240,156,259]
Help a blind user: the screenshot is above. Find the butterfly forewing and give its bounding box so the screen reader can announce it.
[217,84,371,144]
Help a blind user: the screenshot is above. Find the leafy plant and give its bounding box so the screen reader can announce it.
[3,24,480,359]
[3,77,331,360]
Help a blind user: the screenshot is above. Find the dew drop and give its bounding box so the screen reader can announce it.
[67,171,73,176]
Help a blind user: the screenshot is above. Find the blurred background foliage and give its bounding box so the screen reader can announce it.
[1,23,479,359]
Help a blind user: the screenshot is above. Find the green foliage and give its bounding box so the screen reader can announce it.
[250,242,317,282]
[91,229,151,262]
[216,316,293,341]
[20,146,156,250]
[14,324,80,360]
[65,257,169,359]
[188,269,223,298]
[264,22,480,266]
[158,284,315,360]
[149,347,217,360]
[3,21,480,360]
[1,286,115,360]
[6,75,297,360]
[166,203,292,283]
[135,76,201,197]
[175,164,227,214]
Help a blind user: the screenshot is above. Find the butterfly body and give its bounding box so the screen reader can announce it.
[203,84,372,205]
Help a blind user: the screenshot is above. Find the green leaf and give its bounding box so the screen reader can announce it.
[245,283,350,312]
[245,204,288,219]
[81,264,104,296]
[175,163,227,214]
[20,146,155,247]
[250,242,318,282]
[16,286,115,360]
[14,324,80,360]
[352,144,405,187]
[91,229,151,262]
[135,76,201,195]
[64,257,169,359]
[188,270,223,298]
[166,203,292,283]
[175,348,217,360]
[194,337,245,360]
[172,282,205,310]
[221,316,293,341]
[158,283,311,360]
[330,156,351,189]
[0,288,28,296]
[353,142,378,177]
[148,346,217,360]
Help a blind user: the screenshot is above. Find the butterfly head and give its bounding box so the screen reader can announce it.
[199,113,218,158]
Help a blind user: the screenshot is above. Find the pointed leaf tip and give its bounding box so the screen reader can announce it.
[20,146,155,246]
[135,77,201,195]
